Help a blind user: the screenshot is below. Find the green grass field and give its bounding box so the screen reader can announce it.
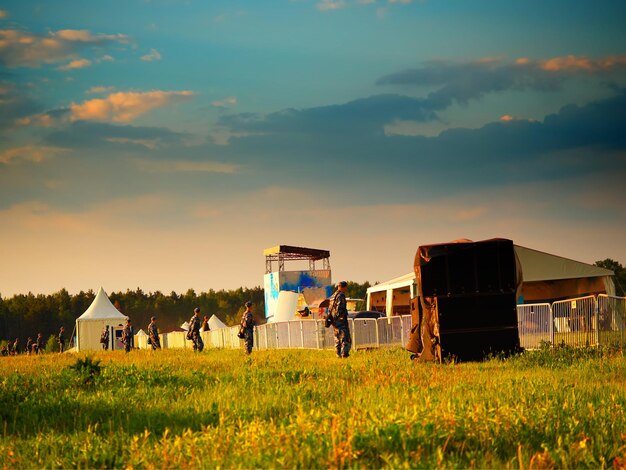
[1,347,625,469]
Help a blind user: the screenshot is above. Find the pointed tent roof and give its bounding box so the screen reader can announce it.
[514,245,613,282]
[77,287,128,321]
[208,314,228,330]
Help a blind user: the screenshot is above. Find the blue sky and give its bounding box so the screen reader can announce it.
[1,0,625,296]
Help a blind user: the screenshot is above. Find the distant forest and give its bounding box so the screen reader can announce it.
[0,281,371,348]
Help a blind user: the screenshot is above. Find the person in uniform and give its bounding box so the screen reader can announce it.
[100,327,110,350]
[201,315,210,333]
[328,281,352,358]
[58,327,65,353]
[122,319,133,353]
[35,333,44,354]
[240,301,255,355]
[148,316,161,350]
[189,307,204,352]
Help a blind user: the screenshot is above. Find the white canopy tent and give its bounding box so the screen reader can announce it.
[76,287,128,351]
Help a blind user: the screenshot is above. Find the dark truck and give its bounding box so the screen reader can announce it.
[407,238,522,362]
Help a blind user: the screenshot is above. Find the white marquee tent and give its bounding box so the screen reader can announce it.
[76,287,128,352]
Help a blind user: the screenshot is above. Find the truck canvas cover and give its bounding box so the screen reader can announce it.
[408,238,522,361]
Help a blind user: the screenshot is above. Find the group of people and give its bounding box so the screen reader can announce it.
[2,282,351,358]
[2,326,68,356]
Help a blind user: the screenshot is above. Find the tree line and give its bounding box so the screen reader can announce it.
[0,282,372,349]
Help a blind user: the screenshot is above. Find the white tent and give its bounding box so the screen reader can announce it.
[207,314,228,330]
[76,287,128,351]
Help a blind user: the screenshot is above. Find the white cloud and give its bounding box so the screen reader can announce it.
[141,48,162,62]
[211,96,238,108]
[317,0,346,11]
[57,58,92,71]
[70,90,195,122]
[135,159,239,174]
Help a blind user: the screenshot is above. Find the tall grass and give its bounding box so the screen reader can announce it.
[1,348,625,468]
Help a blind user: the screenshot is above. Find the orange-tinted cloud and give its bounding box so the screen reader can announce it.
[0,146,68,164]
[57,58,92,71]
[0,28,129,67]
[530,55,626,72]
[70,90,195,122]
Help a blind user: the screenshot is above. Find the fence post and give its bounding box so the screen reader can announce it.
[300,321,305,348]
[550,305,555,347]
[287,322,292,348]
[316,320,321,350]
[375,318,380,348]
[594,296,600,347]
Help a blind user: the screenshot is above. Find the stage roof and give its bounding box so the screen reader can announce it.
[263,245,330,261]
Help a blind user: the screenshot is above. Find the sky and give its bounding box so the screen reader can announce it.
[1,0,625,297]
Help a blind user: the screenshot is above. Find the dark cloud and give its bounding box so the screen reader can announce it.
[218,94,439,135]
[45,121,189,150]
[0,80,42,132]
[216,90,626,202]
[377,57,626,108]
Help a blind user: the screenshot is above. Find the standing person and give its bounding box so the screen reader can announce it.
[148,316,161,350]
[327,281,352,358]
[6,339,13,356]
[100,327,110,350]
[201,315,210,333]
[13,338,20,355]
[26,337,34,355]
[121,319,133,353]
[35,333,44,354]
[188,308,204,352]
[58,327,65,353]
[240,301,255,355]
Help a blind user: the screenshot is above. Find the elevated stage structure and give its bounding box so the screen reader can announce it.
[264,245,333,322]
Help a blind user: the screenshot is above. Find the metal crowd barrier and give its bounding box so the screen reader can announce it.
[516,303,552,349]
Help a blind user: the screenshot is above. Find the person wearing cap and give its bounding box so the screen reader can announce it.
[35,333,44,354]
[189,307,204,352]
[58,327,65,353]
[328,281,352,358]
[201,315,211,333]
[100,327,110,350]
[122,319,134,352]
[240,301,255,355]
[148,316,161,350]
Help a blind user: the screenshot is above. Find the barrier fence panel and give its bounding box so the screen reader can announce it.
[517,303,552,349]
[551,296,597,347]
[378,316,404,348]
[597,294,626,347]
[288,321,303,348]
[352,318,379,349]
[401,315,412,348]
